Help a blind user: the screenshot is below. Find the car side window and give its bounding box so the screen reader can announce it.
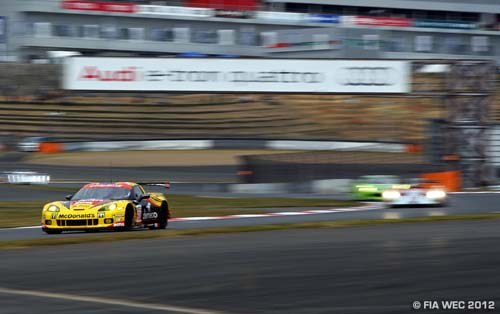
[132,186,142,200]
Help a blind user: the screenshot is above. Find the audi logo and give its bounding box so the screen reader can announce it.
[337,67,397,86]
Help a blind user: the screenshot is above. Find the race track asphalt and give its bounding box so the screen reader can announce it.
[1,193,499,241]
[1,161,500,241]
[1,219,500,314]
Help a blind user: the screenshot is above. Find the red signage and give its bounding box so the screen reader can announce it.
[62,0,137,13]
[79,66,140,82]
[351,16,411,27]
[187,0,257,11]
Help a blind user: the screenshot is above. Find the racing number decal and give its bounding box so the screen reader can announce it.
[142,202,158,220]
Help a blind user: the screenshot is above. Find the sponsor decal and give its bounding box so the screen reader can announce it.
[113,222,125,227]
[51,213,58,219]
[138,5,213,17]
[215,9,253,19]
[343,16,411,27]
[186,0,257,11]
[79,66,140,82]
[58,213,95,219]
[61,0,137,13]
[71,200,105,207]
[0,16,5,44]
[83,183,133,189]
[414,19,477,30]
[79,67,324,84]
[142,212,158,219]
[98,212,105,218]
[307,13,340,24]
[136,207,142,223]
[336,67,397,86]
[65,58,410,93]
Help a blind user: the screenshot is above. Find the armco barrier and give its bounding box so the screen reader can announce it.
[53,139,405,152]
[229,183,289,194]
[311,179,353,194]
[62,140,214,152]
[265,140,406,152]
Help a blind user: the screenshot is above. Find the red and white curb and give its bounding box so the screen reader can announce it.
[169,203,382,222]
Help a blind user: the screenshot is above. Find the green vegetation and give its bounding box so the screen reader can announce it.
[1,213,500,250]
[0,196,358,228]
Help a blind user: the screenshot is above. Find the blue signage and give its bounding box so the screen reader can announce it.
[0,17,5,43]
[414,19,477,30]
[307,14,340,24]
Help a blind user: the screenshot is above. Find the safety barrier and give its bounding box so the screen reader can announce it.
[36,139,406,153]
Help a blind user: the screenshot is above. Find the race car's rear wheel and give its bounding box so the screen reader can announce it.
[158,202,168,229]
[43,228,62,235]
[150,202,168,230]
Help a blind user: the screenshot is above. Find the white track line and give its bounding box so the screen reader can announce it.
[169,203,381,222]
[0,287,223,314]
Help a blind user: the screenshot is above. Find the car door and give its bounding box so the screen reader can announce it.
[134,185,158,222]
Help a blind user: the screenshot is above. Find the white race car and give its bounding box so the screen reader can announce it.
[382,181,447,207]
[2,171,51,185]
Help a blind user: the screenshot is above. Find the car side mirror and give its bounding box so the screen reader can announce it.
[65,194,73,200]
[135,194,150,203]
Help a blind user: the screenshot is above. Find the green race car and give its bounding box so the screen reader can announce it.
[352,175,409,201]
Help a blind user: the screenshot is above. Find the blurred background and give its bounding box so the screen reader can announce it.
[0,0,499,190]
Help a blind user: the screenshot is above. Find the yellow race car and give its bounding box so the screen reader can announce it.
[41,181,172,234]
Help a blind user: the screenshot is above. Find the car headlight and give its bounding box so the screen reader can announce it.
[382,190,401,200]
[99,203,118,211]
[426,190,447,199]
[47,205,60,212]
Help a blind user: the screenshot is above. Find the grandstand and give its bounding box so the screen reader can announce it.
[0,0,499,61]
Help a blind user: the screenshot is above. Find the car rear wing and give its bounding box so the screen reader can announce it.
[138,181,171,189]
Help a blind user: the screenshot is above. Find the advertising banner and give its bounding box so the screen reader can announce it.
[61,0,137,13]
[187,0,257,10]
[307,14,340,24]
[138,5,214,17]
[215,9,254,19]
[256,11,307,22]
[64,58,411,93]
[343,16,411,27]
[414,19,477,30]
[0,17,5,44]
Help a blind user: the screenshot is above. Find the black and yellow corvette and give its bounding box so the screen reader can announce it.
[41,181,172,234]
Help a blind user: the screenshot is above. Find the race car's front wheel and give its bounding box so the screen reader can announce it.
[114,206,134,232]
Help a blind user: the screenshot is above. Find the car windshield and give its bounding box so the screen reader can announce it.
[72,187,131,201]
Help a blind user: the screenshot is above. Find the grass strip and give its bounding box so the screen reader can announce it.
[0,197,358,228]
[2,213,500,250]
